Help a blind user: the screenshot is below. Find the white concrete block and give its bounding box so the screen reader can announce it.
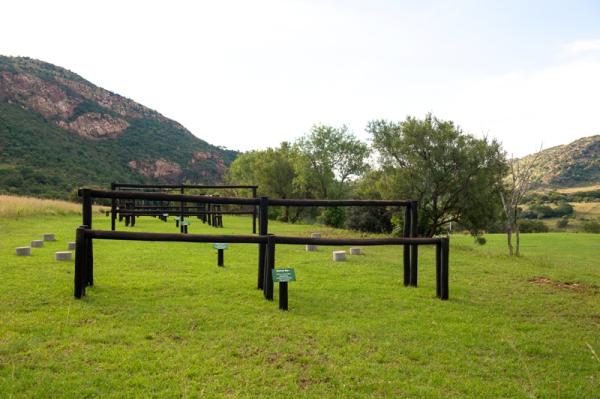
[67,242,76,250]
[43,233,56,241]
[31,240,44,248]
[306,244,317,252]
[350,247,362,255]
[55,251,72,261]
[16,247,32,256]
[332,250,347,261]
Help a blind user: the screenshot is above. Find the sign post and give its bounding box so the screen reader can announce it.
[272,268,296,310]
[213,243,228,267]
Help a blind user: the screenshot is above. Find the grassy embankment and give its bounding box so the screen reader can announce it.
[0,200,599,397]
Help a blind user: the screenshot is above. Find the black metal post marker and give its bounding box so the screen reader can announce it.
[279,282,288,310]
[217,248,224,267]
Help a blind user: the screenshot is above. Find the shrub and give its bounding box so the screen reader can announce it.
[345,206,393,233]
[319,207,345,228]
[556,217,569,229]
[518,219,549,233]
[474,235,487,245]
[582,220,600,233]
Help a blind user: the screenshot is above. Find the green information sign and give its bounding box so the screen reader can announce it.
[213,243,229,250]
[272,268,296,283]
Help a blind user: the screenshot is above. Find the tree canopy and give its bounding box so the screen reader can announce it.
[368,114,507,236]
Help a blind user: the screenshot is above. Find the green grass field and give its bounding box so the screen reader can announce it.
[1,213,599,398]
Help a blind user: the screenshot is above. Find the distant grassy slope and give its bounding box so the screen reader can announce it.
[0,214,598,397]
[519,135,600,189]
[0,194,107,218]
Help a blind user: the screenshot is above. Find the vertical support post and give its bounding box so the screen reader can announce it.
[74,226,86,298]
[257,197,269,289]
[264,234,275,300]
[441,237,449,300]
[279,282,288,310]
[217,248,224,267]
[403,206,411,286]
[252,186,257,234]
[110,182,116,231]
[410,201,418,287]
[435,241,442,298]
[80,189,94,287]
[179,186,185,233]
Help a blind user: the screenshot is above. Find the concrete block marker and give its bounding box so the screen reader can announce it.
[332,250,347,262]
[43,233,56,241]
[67,242,76,250]
[350,247,362,255]
[16,247,32,256]
[307,232,321,252]
[55,251,72,261]
[31,240,44,248]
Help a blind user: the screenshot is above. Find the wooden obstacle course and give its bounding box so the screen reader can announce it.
[75,188,450,306]
[109,183,258,234]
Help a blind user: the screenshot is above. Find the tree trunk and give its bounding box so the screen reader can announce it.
[515,225,520,257]
[506,225,513,256]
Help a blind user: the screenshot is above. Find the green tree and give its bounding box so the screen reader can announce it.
[295,124,370,198]
[368,114,507,237]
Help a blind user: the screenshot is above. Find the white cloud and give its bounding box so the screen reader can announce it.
[564,39,600,54]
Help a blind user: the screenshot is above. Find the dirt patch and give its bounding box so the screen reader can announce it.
[528,276,599,293]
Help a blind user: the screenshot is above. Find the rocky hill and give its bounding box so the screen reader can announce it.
[518,135,600,189]
[0,56,237,198]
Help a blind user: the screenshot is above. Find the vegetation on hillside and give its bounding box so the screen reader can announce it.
[517,135,600,188]
[0,56,238,199]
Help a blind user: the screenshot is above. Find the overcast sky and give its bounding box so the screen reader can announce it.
[2,0,600,156]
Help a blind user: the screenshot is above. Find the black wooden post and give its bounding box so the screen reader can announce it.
[110,182,116,231]
[257,197,268,289]
[179,186,185,233]
[252,186,257,234]
[441,237,449,300]
[403,206,411,286]
[74,226,86,298]
[410,201,418,287]
[279,282,288,310]
[435,241,442,298]
[80,189,94,287]
[264,234,275,300]
[217,248,224,267]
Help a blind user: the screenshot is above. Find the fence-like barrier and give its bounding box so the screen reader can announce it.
[110,183,258,233]
[75,188,449,305]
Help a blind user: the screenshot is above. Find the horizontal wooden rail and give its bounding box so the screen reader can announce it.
[85,229,267,244]
[113,183,258,190]
[267,199,412,207]
[87,189,260,205]
[275,236,442,246]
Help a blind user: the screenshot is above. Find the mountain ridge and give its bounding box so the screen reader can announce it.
[517,135,600,189]
[0,56,237,198]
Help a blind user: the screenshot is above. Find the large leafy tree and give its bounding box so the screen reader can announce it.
[295,124,370,198]
[368,114,507,236]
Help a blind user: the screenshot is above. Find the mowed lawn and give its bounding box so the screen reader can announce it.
[0,213,599,398]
